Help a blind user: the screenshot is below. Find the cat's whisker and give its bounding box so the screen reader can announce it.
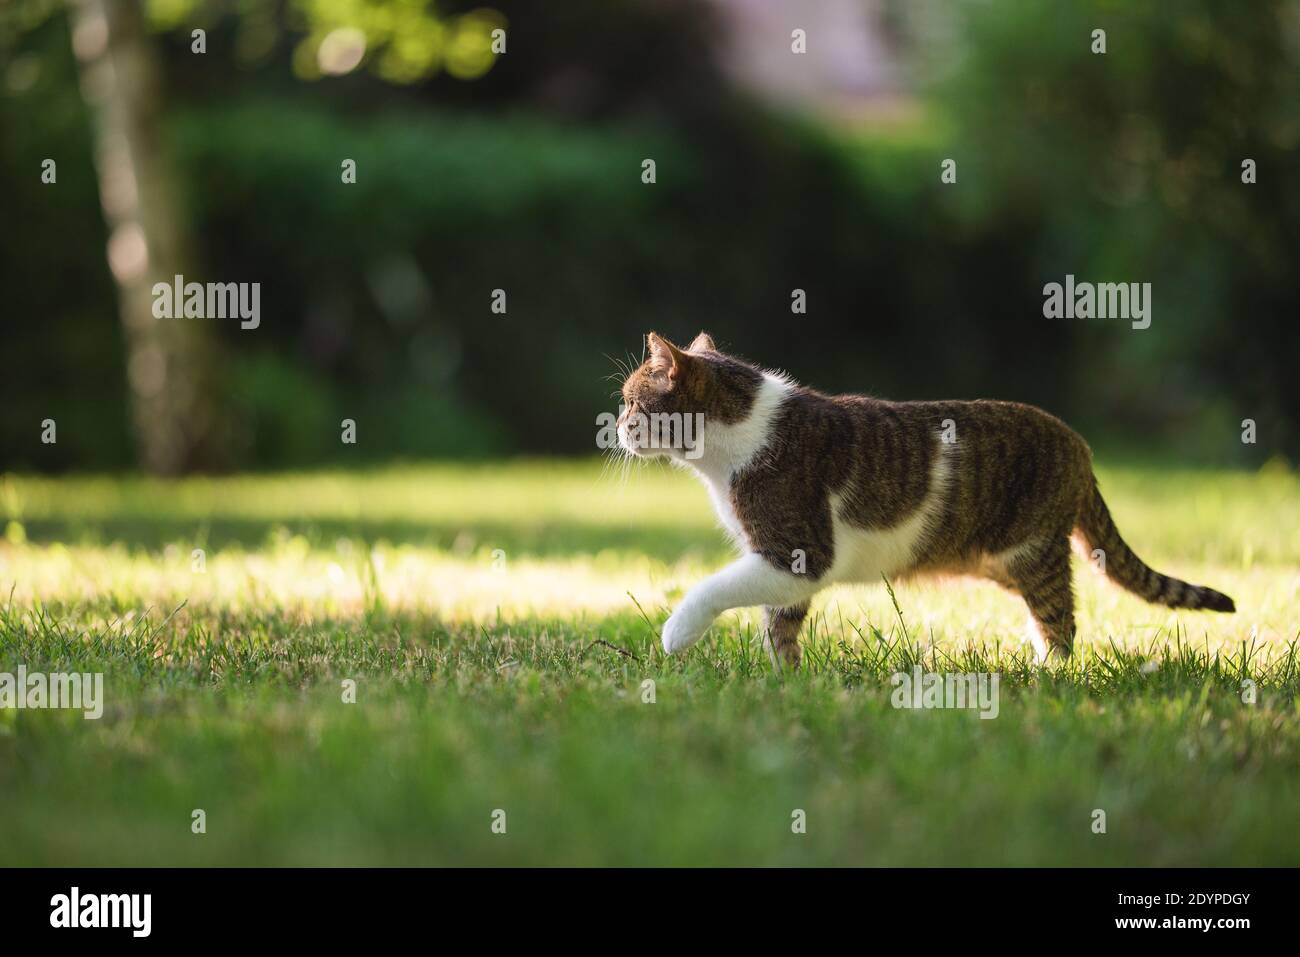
[598,442,623,484]
[602,352,633,386]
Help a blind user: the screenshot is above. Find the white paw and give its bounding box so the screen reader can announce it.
[661,607,710,654]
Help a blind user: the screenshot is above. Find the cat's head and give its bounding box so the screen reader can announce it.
[617,332,763,458]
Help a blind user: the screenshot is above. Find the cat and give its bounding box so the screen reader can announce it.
[616,331,1235,667]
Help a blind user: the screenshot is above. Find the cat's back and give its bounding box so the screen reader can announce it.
[762,388,1091,527]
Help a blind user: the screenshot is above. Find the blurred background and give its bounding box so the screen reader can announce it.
[2,0,1297,475]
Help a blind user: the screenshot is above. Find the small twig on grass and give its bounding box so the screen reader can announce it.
[585,639,643,663]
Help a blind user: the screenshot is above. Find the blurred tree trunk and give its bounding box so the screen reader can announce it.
[69,0,223,474]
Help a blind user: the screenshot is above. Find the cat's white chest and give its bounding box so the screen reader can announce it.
[679,370,793,553]
[706,477,750,550]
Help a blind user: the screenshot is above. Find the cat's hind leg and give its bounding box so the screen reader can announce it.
[762,601,810,670]
[662,553,819,656]
[1002,532,1076,662]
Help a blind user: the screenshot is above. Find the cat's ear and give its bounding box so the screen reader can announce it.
[688,331,716,353]
[647,332,688,380]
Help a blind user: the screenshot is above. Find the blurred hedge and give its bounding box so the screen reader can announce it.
[3,0,1296,470]
[160,97,1079,462]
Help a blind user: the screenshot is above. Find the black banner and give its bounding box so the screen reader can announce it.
[0,867,1280,943]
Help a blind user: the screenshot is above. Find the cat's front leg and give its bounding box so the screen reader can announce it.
[661,553,819,654]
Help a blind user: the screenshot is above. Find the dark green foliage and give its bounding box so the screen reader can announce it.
[1,0,1296,468]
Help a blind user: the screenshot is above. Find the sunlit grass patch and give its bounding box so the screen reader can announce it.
[0,459,1297,865]
[3,459,1295,654]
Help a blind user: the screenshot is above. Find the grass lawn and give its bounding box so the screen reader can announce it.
[1,459,1298,866]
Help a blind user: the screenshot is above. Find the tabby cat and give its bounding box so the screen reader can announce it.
[616,332,1235,667]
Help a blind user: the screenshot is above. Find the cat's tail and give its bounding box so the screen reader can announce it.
[1076,479,1235,613]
